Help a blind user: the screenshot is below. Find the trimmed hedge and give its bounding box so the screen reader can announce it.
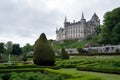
[33,33,55,66]
[61,64,76,68]
[44,68,79,79]
[0,65,61,70]
[0,68,44,73]
[70,53,120,56]
[61,48,69,59]
[43,68,104,80]
[76,65,120,74]
[0,72,65,80]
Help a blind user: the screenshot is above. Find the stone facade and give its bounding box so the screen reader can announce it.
[56,13,100,41]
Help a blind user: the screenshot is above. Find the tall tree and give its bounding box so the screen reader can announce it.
[12,44,22,55]
[112,22,120,44]
[100,7,120,44]
[22,43,33,54]
[95,25,101,35]
[5,41,13,54]
[0,43,5,53]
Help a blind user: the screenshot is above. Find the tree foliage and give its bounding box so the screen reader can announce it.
[100,7,120,44]
[5,41,13,54]
[33,33,55,66]
[12,44,22,55]
[112,22,120,44]
[61,48,69,59]
[22,54,27,62]
[22,43,33,54]
[0,43,5,53]
[77,48,88,53]
[94,25,101,35]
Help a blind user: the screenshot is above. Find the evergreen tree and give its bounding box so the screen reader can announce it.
[12,44,22,55]
[0,54,3,61]
[0,43,5,54]
[33,33,55,66]
[61,48,69,59]
[22,54,27,62]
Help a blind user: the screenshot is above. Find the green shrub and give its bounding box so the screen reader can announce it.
[76,64,120,74]
[61,64,76,68]
[115,49,120,53]
[0,72,65,80]
[22,54,27,62]
[0,54,4,63]
[77,48,88,53]
[44,68,74,79]
[61,48,69,59]
[1,73,11,80]
[33,33,55,66]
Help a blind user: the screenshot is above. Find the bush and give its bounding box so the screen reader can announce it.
[1,73,11,80]
[44,68,74,79]
[22,54,27,62]
[61,48,69,59]
[0,54,3,63]
[115,49,120,53]
[77,48,88,53]
[0,72,65,80]
[76,65,120,74]
[33,33,55,66]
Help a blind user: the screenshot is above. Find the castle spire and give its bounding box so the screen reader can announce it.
[92,13,98,18]
[64,16,67,22]
[81,12,85,20]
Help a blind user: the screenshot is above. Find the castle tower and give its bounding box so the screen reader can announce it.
[81,12,86,23]
[64,16,67,22]
[81,12,85,19]
[64,16,68,27]
[80,12,86,38]
[64,16,67,39]
[91,13,100,26]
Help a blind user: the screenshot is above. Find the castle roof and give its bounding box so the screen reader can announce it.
[81,12,85,20]
[92,13,98,18]
[64,16,67,22]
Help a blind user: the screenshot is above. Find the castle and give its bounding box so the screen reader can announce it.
[56,13,100,41]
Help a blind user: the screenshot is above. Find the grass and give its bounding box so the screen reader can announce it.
[58,68,120,80]
[53,39,92,50]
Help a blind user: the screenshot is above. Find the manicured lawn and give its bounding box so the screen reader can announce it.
[58,68,120,80]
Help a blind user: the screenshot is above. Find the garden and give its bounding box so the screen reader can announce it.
[0,55,120,80]
[0,33,120,80]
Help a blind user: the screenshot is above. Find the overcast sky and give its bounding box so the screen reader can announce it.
[0,0,120,46]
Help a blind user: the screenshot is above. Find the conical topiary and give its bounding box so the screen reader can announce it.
[61,48,69,59]
[33,33,55,66]
[22,54,27,62]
